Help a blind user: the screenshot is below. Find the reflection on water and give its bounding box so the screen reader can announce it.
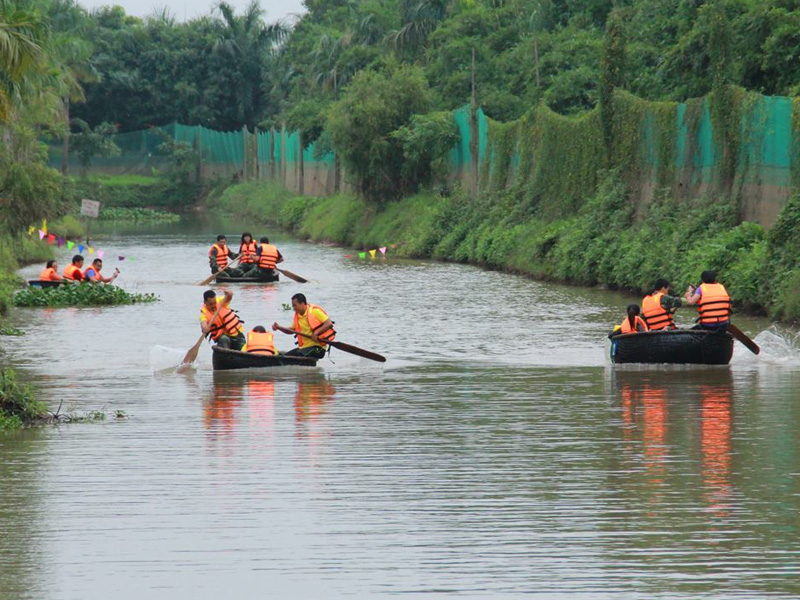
[1,222,799,599]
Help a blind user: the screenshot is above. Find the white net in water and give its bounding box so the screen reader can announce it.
[149,345,191,373]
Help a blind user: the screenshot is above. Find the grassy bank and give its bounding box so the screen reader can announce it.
[209,176,800,321]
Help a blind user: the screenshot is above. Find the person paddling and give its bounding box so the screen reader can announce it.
[256,236,283,279]
[62,255,85,282]
[684,270,732,331]
[83,258,119,284]
[641,278,684,330]
[200,289,245,350]
[39,260,63,282]
[208,235,242,277]
[272,293,334,359]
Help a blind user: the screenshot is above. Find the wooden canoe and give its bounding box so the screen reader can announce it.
[212,346,318,371]
[214,270,279,283]
[28,280,63,289]
[609,329,734,365]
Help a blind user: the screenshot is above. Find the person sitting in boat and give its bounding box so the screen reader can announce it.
[62,255,85,282]
[200,289,246,351]
[272,293,334,359]
[241,325,278,355]
[609,304,649,338]
[39,260,63,282]
[684,270,732,331]
[641,278,684,330]
[83,258,119,284]
[256,236,283,279]
[237,232,259,277]
[209,235,242,278]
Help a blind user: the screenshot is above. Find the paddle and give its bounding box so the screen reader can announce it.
[197,256,241,286]
[728,323,760,355]
[276,267,308,283]
[181,299,224,365]
[274,325,386,362]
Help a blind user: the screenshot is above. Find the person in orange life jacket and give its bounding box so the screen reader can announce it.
[684,270,732,331]
[241,325,278,355]
[272,293,334,360]
[237,232,259,277]
[62,255,85,281]
[39,260,63,281]
[641,278,684,330]
[609,304,649,338]
[200,289,246,350]
[208,235,243,277]
[256,236,283,278]
[83,258,119,283]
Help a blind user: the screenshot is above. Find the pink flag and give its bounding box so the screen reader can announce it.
[38,230,45,240]
[97,250,104,259]
[379,247,387,255]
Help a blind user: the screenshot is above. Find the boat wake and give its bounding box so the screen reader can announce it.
[149,345,194,373]
[753,327,800,365]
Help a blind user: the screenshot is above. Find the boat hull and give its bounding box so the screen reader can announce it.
[610,329,734,365]
[215,271,279,283]
[211,346,318,371]
[28,280,63,289]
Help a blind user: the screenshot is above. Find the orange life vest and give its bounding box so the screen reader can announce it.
[619,315,649,334]
[239,241,258,264]
[697,283,731,325]
[246,330,276,355]
[83,266,101,281]
[642,292,675,330]
[201,299,243,341]
[293,303,335,348]
[63,264,84,281]
[40,268,60,281]
[209,243,229,270]
[257,243,279,270]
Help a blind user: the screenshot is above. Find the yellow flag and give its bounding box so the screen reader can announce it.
[42,219,48,234]
[369,249,377,258]
[88,246,94,254]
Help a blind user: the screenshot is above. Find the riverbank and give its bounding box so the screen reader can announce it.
[208,176,800,321]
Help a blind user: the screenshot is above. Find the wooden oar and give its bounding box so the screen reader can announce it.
[276,325,386,362]
[728,323,760,355]
[197,256,241,286]
[276,267,307,283]
[182,302,223,365]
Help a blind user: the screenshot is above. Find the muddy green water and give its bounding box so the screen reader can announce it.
[1,221,798,599]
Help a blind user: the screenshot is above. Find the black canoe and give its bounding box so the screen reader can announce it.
[215,271,279,283]
[609,329,734,365]
[212,346,318,371]
[28,280,63,288]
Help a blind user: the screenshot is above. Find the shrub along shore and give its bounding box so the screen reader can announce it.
[209,177,800,322]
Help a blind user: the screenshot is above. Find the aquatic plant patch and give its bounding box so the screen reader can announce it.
[13,284,158,307]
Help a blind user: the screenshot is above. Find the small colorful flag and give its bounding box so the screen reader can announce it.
[344,254,352,258]
[390,243,397,249]
[88,246,94,254]
[46,234,56,244]
[67,241,74,250]
[369,249,377,258]
[97,250,104,259]
[118,256,125,261]
[27,226,35,236]
[38,230,45,240]
[78,245,84,254]
[42,219,47,234]
[57,238,65,247]
[379,247,387,255]
[358,252,366,259]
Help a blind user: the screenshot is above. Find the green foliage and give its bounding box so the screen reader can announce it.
[13,284,158,307]
[70,120,121,176]
[390,111,458,188]
[327,65,433,201]
[50,214,85,238]
[0,368,48,429]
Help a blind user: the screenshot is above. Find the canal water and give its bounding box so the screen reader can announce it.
[1,221,798,599]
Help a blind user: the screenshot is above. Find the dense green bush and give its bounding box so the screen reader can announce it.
[97,207,180,223]
[0,368,48,429]
[14,284,158,307]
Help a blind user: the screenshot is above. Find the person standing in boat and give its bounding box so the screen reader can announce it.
[209,235,242,277]
[83,258,119,284]
[256,236,283,279]
[242,325,278,355]
[200,289,246,350]
[684,270,732,331]
[39,260,63,282]
[609,304,649,338]
[237,232,259,277]
[62,255,85,282]
[641,278,684,330]
[272,293,334,359]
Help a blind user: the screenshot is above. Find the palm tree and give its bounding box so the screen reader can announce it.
[0,3,45,122]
